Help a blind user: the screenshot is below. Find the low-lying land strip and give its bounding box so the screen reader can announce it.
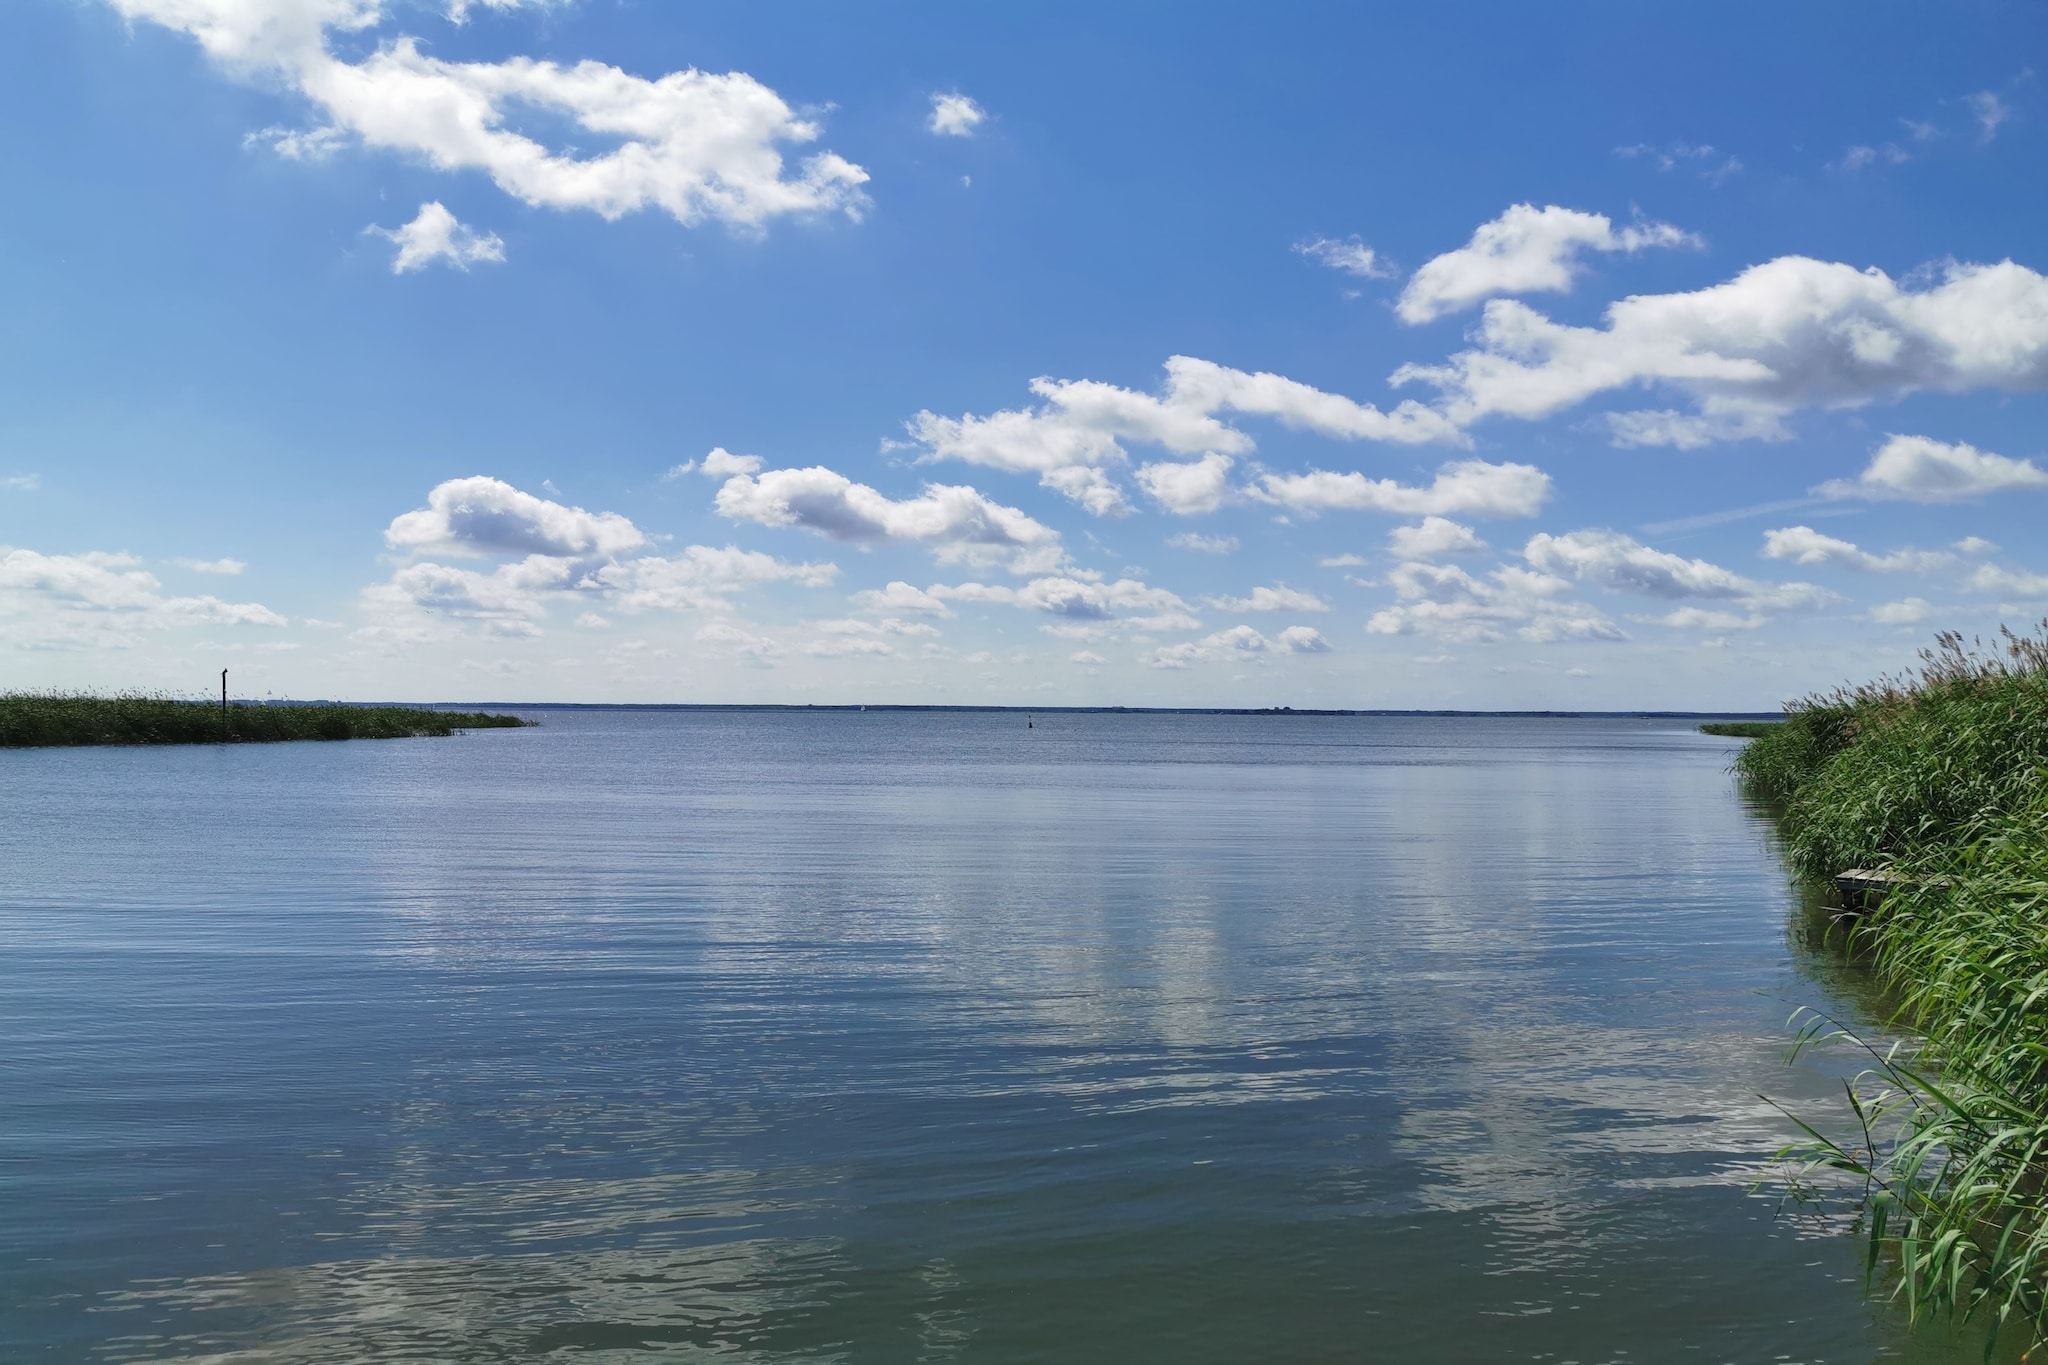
[1736,626,2048,1351]
[1699,720,1783,738]
[0,694,529,747]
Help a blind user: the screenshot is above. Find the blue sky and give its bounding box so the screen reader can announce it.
[3,1,2045,707]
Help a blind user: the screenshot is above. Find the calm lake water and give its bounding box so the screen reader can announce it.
[0,711,1984,1362]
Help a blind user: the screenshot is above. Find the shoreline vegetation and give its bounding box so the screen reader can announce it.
[1730,626,2048,1352]
[0,694,530,748]
[1700,720,1784,738]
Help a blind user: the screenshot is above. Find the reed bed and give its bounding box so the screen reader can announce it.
[1740,626,2048,1351]
[1699,720,1784,739]
[0,693,529,747]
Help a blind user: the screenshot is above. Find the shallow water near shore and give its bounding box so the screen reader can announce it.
[0,711,1991,1361]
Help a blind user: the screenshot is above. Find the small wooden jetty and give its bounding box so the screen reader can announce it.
[1834,869,1900,914]
[1833,868,1952,915]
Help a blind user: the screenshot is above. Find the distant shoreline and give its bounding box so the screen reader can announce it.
[389,702,1782,720]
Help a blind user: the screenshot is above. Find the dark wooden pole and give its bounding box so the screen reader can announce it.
[221,668,229,742]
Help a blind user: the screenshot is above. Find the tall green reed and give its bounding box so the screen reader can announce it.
[0,693,528,747]
[1748,625,2048,1352]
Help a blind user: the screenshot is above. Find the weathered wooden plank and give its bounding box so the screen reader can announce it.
[1834,868,1900,914]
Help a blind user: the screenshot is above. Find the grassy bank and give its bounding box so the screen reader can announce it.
[0,694,530,747]
[1700,720,1783,738]
[1738,627,2048,1350]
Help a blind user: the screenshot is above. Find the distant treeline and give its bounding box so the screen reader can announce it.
[1737,625,2048,1352]
[0,694,529,748]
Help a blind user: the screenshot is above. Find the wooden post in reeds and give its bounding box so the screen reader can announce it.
[221,669,229,743]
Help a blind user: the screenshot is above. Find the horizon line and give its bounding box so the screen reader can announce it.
[250,701,1785,719]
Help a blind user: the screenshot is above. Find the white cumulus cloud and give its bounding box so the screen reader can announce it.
[1760,525,1951,572]
[367,477,832,639]
[908,355,1464,514]
[369,201,504,272]
[928,92,986,137]
[1966,563,2048,599]
[0,547,284,648]
[1869,597,1934,625]
[700,447,765,478]
[1135,453,1235,515]
[1386,516,1487,559]
[363,557,560,636]
[1040,465,1132,517]
[1364,559,1624,644]
[850,581,954,616]
[111,0,869,230]
[1815,434,2048,502]
[1395,256,2048,444]
[1254,460,1550,519]
[663,447,764,481]
[713,465,1063,572]
[1524,529,1834,614]
[1146,623,1329,669]
[1274,625,1331,653]
[1396,203,1698,325]
[386,475,646,558]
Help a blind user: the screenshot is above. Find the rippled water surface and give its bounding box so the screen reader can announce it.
[0,711,1981,1361]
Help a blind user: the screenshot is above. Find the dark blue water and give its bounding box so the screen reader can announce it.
[0,712,1973,1361]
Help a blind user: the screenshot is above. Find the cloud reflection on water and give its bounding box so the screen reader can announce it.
[0,715,1959,1359]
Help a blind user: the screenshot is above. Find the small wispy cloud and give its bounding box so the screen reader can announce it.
[445,0,563,24]
[245,124,347,162]
[1837,142,1913,172]
[1966,90,2013,142]
[665,448,763,483]
[1,474,40,492]
[175,557,247,575]
[1166,532,1239,555]
[1639,497,1826,536]
[928,92,988,137]
[1836,78,2026,170]
[368,202,506,274]
[1293,234,1394,279]
[1614,141,1743,186]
